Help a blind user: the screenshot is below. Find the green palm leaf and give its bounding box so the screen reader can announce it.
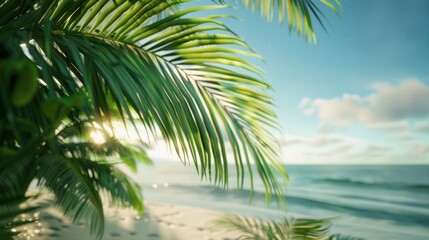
[3,0,287,201]
[216,0,342,43]
[329,234,366,240]
[215,214,332,240]
[36,153,143,238]
[215,214,365,240]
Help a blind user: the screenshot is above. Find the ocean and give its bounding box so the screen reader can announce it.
[135,162,429,240]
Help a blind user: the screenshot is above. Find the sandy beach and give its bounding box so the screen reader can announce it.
[18,201,243,240]
[13,162,290,240]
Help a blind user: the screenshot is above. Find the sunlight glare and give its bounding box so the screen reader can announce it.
[90,131,106,144]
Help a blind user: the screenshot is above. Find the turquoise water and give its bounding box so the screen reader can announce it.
[282,165,429,239]
[137,163,429,240]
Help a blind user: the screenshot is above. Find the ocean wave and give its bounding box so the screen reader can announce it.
[168,184,429,227]
[315,177,429,191]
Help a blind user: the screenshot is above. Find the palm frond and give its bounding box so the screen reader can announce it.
[36,152,143,238]
[31,122,146,238]
[216,0,342,43]
[329,234,366,240]
[215,214,332,240]
[2,0,288,204]
[0,159,33,200]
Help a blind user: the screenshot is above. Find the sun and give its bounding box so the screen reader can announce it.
[90,130,106,145]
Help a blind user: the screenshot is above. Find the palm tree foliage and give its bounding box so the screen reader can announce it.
[215,214,364,240]
[0,193,45,239]
[215,214,332,240]
[0,0,340,238]
[329,234,366,240]
[215,0,342,43]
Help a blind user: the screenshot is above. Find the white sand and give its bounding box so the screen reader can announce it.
[13,163,287,240]
[17,201,242,240]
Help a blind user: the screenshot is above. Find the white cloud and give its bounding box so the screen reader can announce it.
[298,97,316,115]
[310,136,343,146]
[409,144,429,157]
[280,134,367,163]
[396,132,416,141]
[414,121,429,133]
[367,80,429,121]
[279,133,429,164]
[325,144,354,155]
[312,94,363,123]
[298,97,312,109]
[278,135,345,147]
[366,144,391,154]
[367,120,409,132]
[291,80,429,163]
[300,79,429,128]
[318,122,348,133]
[277,136,303,146]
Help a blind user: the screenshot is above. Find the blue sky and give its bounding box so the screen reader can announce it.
[214,0,429,164]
